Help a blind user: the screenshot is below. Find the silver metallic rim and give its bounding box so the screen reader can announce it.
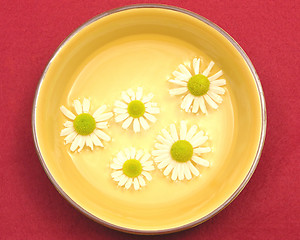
[32,4,267,235]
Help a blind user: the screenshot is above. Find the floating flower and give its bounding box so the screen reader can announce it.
[114,87,160,133]
[168,58,226,114]
[60,98,113,152]
[152,121,211,181]
[111,148,154,190]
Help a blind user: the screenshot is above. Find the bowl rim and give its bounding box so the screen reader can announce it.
[32,3,267,235]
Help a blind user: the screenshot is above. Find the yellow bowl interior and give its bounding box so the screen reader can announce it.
[34,7,262,232]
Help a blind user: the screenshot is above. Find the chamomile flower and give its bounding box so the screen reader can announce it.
[152,121,211,181]
[169,57,226,114]
[114,87,160,133]
[60,98,113,152]
[110,148,154,190]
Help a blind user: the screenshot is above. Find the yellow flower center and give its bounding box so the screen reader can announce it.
[170,140,193,162]
[122,159,142,178]
[187,74,210,96]
[73,113,96,135]
[127,100,145,118]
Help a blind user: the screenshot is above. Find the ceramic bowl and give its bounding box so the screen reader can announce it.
[32,4,266,234]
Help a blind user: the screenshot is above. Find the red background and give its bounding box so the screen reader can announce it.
[0,0,299,239]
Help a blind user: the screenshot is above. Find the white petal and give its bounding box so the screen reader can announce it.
[117,151,127,163]
[178,164,184,180]
[157,135,172,146]
[169,87,187,96]
[190,135,208,148]
[204,95,218,109]
[60,106,75,120]
[152,149,169,156]
[77,136,86,152]
[208,70,223,81]
[211,79,226,87]
[130,148,136,159]
[180,94,189,110]
[90,132,103,147]
[63,121,73,128]
[155,143,169,150]
[193,57,201,75]
[154,154,170,162]
[114,100,127,109]
[110,163,125,171]
[138,176,146,187]
[118,175,128,186]
[64,132,77,144]
[123,149,131,159]
[170,124,178,141]
[144,113,156,123]
[171,165,178,181]
[163,162,174,176]
[186,125,198,141]
[121,92,131,103]
[210,86,226,95]
[82,98,90,113]
[95,112,113,122]
[127,89,135,100]
[110,163,122,170]
[180,121,187,140]
[194,147,211,154]
[114,107,127,114]
[181,94,194,112]
[192,156,210,167]
[85,135,93,150]
[207,90,223,103]
[173,70,187,81]
[140,153,151,163]
[162,129,175,143]
[192,97,201,113]
[168,79,187,86]
[111,170,123,178]
[180,93,194,112]
[133,118,141,133]
[115,113,129,122]
[73,100,82,115]
[202,61,214,77]
[125,178,133,189]
[122,117,133,129]
[199,96,207,114]
[158,159,170,169]
[191,136,208,148]
[141,93,154,103]
[142,160,153,167]
[60,127,74,136]
[183,163,192,180]
[96,122,108,129]
[114,174,125,182]
[133,178,140,190]
[112,157,120,165]
[139,117,150,130]
[144,102,155,109]
[124,148,131,159]
[179,64,192,78]
[187,161,199,176]
[93,105,107,119]
[94,129,111,142]
[146,107,160,114]
[142,171,152,181]
[136,150,144,160]
[70,135,81,152]
[143,166,155,171]
[136,87,143,100]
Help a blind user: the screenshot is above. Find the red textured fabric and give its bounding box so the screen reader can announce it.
[0,0,299,239]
